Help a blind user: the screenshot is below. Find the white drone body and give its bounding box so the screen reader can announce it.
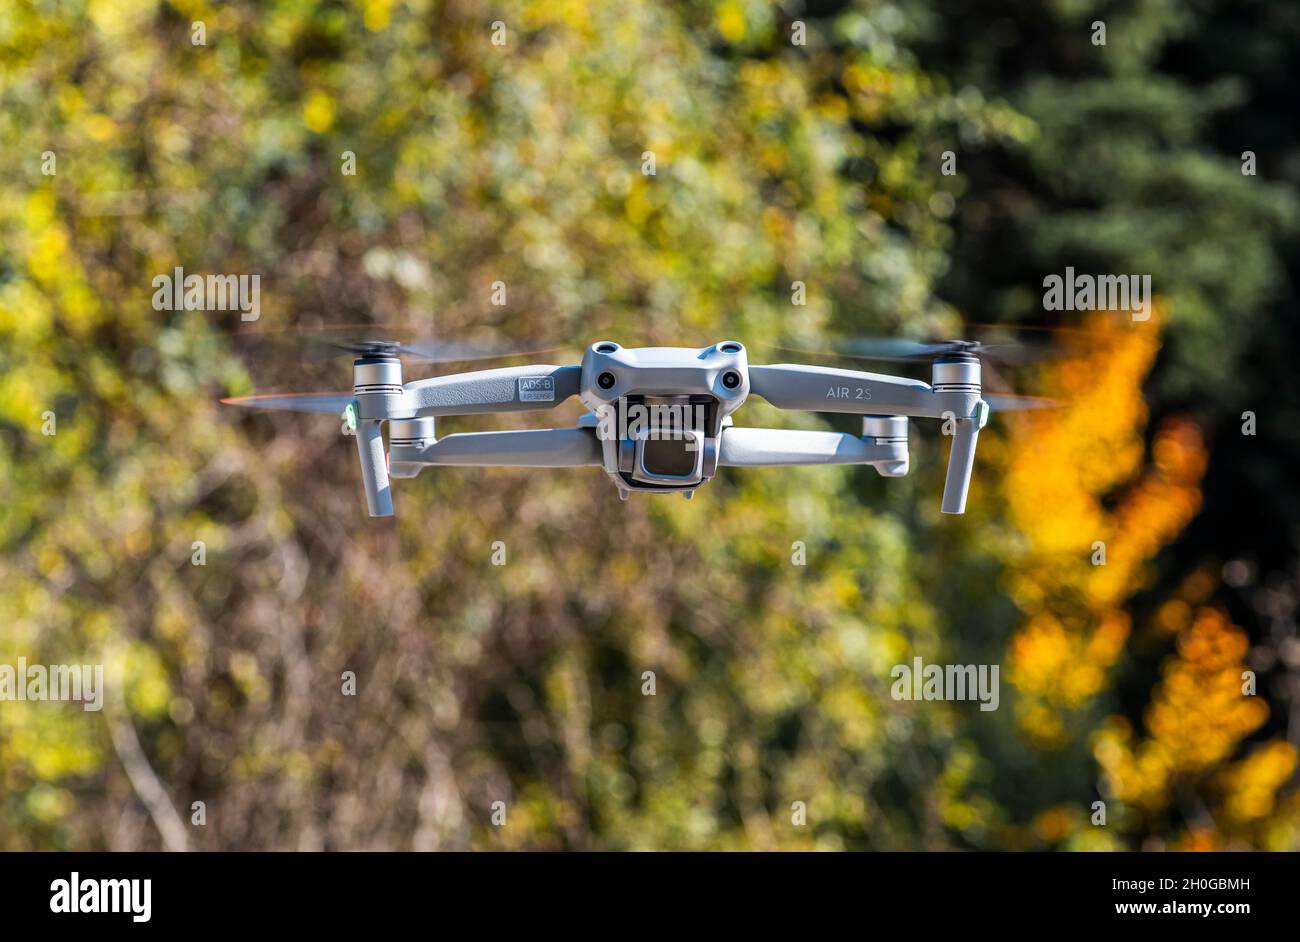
[227,340,1003,516]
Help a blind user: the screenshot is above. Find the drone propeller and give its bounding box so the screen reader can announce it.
[772,337,1051,364]
[323,338,562,363]
[983,393,1057,412]
[232,324,563,365]
[220,392,355,415]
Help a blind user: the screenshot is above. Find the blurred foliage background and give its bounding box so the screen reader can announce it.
[1,0,1298,850]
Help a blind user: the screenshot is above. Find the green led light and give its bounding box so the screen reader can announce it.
[343,403,357,431]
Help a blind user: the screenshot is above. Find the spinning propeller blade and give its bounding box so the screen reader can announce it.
[395,339,560,362]
[843,338,984,359]
[221,392,354,415]
[323,338,561,363]
[231,324,563,364]
[983,393,1057,412]
[771,332,1055,365]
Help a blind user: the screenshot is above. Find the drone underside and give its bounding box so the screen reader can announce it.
[225,339,1040,517]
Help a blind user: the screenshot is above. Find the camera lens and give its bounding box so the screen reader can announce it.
[721,370,742,390]
[597,371,616,390]
[642,438,696,477]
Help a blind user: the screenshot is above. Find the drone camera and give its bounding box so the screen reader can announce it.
[615,395,710,487]
[637,429,705,482]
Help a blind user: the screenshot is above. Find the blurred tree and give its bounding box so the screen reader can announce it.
[0,0,1023,850]
[0,0,1295,852]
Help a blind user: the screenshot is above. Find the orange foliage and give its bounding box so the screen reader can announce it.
[995,310,1295,845]
[1000,310,1207,742]
[1095,609,1268,809]
[1219,741,1299,824]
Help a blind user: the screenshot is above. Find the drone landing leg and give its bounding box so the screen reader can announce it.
[940,418,979,514]
[355,419,394,517]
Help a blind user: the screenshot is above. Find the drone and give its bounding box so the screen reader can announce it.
[224,338,1047,517]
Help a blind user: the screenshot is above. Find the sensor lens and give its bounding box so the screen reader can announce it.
[721,370,741,389]
[642,438,696,477]
[597,371,616,390]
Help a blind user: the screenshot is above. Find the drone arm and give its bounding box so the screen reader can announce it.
[748,363,986,513]
[747,364,938,416]
[404,365,582,417]
[717,427,903,467]
[390,428,602,470]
